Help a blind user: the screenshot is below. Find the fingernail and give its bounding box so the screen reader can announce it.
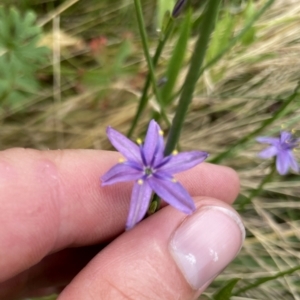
[169,205,245,290]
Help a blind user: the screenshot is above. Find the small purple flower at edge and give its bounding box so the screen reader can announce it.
[101,120,209,230]
[257,131,299,175]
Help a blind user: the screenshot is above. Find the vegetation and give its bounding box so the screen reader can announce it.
[1,0,300,299]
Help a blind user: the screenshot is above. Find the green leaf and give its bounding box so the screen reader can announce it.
[234,265,300,296]
[241,1,257,46]
[0,6,49,107]
[157,0,174,30]
[207,11,235,61]
[23,10,37,28]
[213,278,241,300]
[161,8,192,106]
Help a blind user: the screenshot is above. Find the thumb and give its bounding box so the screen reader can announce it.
[58,197,245,300]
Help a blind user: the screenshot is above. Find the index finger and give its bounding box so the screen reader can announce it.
[0,148,239,281]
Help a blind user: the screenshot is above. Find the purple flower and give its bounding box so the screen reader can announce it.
[257,131,299,175]
[172,0,187,18]
[101,120,208,230]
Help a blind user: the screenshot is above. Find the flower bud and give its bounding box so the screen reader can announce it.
[172,0,187,18]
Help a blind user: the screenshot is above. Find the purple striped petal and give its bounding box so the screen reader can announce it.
[143,120,161,165]
[256,136,279,145]
[288,151,299,173]
[280,131,292,144]
[152,127,165,166]
[107,126,141,163]
[276,151,290,175]
[126,181,152,230]
[148,176,195,214]
[101,163,142,186]
[159,151,208,174]
[258,146,278,159]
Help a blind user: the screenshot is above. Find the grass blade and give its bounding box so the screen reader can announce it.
[165,0,222,155]
[234,265,300,295]
[213,278,241,300]
[161,9,192,106]
[127,17,174,137]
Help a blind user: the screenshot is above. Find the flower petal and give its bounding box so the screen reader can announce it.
[143,120,162,165]
[280,131,292,144]
[126,181,152,230]
[107,126,141,163]
[148,175,195,214]
[152,128,165,166]
[288,151,299,173]
[256,136,279,145]
[258,146,278,159]
[158,151,208,174]
[276,150,290,175]
[101,163,142,186]
[172,0,186,17]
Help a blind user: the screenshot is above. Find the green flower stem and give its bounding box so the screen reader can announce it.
[239,161,277,210]
[164,0,222,155]
[127,17,174,138]
[210,82,300,163]
[133,0,169,128]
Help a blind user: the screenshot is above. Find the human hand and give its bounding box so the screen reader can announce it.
[0,148,244,300]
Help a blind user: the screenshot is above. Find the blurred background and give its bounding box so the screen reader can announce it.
[0,0,300,299]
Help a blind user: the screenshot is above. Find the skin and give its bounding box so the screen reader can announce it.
[0,148,240,300]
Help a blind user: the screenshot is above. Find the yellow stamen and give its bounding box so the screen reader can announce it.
[136,138,142,145]
[281,124,286,129]
[118,157,125,163]
[159,130,164,136]
[171,178,177,183]
[138,179,144,185]
[172,149,178,156]
[292,128,296,134]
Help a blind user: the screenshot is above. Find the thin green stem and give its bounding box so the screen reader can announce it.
[127,18,174,138]
[133,0,169,128]
[234,265,300,296]
[164,0,222,155]
[210,82,300,163]
[239,161,276,210]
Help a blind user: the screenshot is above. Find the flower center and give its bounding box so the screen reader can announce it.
[144,167,153,176]
[282,139,298,150]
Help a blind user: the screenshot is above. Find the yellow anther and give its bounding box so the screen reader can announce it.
[159,130,164,136]
[292,128,296,134]
[171,178,177,183]
[281,124,286,129]
[136,138,142,145]
[138,179,144,185]
[172,149,178,156]
[118,157,125,163]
